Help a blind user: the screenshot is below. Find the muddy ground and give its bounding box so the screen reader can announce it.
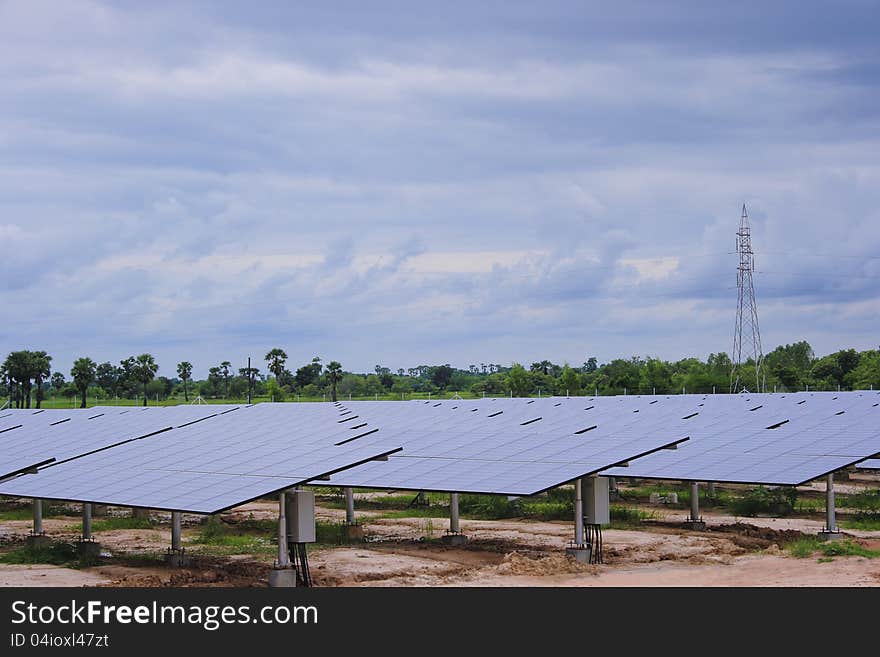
[2,480,879,587]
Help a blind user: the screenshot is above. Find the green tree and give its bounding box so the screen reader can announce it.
[131,354,158,406]
[507,363,531,397]
[265,348,288,380]
[559,364,580,396]
[176,361,193,401]
[220,361,231,397]
[327,361,343,402]
[50,371,65,395]
[30,350,51,409]
[96,362,120,398]
[70,357,97,408]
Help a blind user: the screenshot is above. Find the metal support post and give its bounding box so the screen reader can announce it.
[574,479,584,546]
[683,481,706,530]
[442,492,467,544]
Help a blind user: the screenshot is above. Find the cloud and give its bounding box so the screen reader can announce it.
[0,1,878,376]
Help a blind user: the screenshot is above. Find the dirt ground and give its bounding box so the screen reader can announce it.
[1,506,879,587]
[1,479,879,587]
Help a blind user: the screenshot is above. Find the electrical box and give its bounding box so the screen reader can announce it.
[286,490,316,543]
[583,476,610,525]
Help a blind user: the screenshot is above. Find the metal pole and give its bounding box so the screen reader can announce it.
[33,499,43,534]
[826,473,836,532]
[171,511,182,551]
[690,481,699,521]
[574,479,584,546]
[450,493,460,534]
[707,481,716,498]
[344,487,355,524]
[82,503,92,540]
[277,492,290,567]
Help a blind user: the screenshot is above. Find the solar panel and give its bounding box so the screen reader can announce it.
[0,403,402,513]
[855,458,880,470]
[0,405,239,480]
[601,391,880,485]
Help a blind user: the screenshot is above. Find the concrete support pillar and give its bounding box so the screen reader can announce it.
[269,491,296,587]
[707,481,716,499]
[441,492,467,545]
[819,473,841,540]
[344,487,355,524]
[171,511,182,552]
[340,487,364,541]
[565,480,591,563]
[683,481,706,530]
[574,479,584,546]
[277,491,290,568]
[82,504,92,540]
[25,499,51,548]
[76,503,101,559]
[450,492,460,534]
[32,499,43,535]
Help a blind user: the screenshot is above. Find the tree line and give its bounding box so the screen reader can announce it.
[3,340,879,408]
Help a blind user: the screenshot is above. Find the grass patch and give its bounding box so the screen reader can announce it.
[817,557,834,563]
[786,537,822,558]
[0,542,97,567]
[0,503,70,521]
[840,489,880,511]
[609,505,658,525]
[89,516,155,532]
[840,512,880,531]
[785,537,880,559]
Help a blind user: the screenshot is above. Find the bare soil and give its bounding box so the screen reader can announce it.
[2,488,879,587]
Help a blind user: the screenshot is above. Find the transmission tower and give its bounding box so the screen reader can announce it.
[730,204,765,393]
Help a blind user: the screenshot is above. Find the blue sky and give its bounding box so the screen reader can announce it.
[1,1,878,378]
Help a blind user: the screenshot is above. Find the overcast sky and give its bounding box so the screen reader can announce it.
[1,1,878,378]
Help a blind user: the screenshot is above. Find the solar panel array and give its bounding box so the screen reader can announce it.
[0,404,402,513]
[601,391,880,484]
[0,391,877,514]
[321,397,689,494]
[0,405,239,481]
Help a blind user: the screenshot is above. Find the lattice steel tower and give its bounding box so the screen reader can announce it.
[730,204,765,393]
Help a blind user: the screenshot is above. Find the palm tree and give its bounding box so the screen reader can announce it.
[70,357,97,408]
[31,351,52,409]
[327,361,343,402]
[220,361,231,398]
[177,361,193,402]
[132,354,158,406]
[2,351,32,407]
[265,348,288,380]
[51,372,65,396]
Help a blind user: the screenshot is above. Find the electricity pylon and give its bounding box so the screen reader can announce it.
[730,204,765,393]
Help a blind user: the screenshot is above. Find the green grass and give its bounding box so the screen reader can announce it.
[840,513,880,531]
[88,516,155,532]
[0,542,97,567]
[839,489,880,511]
[609,505,658,525]
[0,503,71,521]
[785,537,880,559]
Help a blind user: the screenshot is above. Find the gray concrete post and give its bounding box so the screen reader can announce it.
[171,511,182,552]
[344,487,355,524]
[33,499,43,534]
[450,492,460,534]
[82,504,92,540]
[826,473,836,532]
[690,481,700,522]
[574,479,584,547]
[277,491,290,568]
